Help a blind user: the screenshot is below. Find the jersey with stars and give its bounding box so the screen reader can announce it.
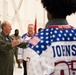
[28,25,76,56]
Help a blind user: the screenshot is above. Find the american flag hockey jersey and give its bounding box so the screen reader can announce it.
[26,25,76,75]
[18,33,32,60]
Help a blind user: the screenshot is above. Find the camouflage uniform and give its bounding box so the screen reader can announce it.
[0,31,27,75]
[11,34,21,67]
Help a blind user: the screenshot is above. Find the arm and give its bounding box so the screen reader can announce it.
[16,36,28,48]
[18,42,28,48]
[0,40,13,52]
[0,36,24,53]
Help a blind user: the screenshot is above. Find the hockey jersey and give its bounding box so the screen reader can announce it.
[18,33,31,60]
[26,25,76,75]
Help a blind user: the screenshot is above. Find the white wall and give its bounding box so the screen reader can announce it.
[0,0,3,22]
[6,0,45,35]
[67,13,76,28]
[0,0,76,35]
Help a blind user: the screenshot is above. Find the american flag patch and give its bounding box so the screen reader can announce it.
[29,36,40,46]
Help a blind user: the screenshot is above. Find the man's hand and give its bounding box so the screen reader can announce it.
[11,39,21,47]
[26,57,30,62]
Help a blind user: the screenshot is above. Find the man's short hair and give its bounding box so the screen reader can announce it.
[15,29,19,32]
[1,21,7,29]
[38,28,43,32]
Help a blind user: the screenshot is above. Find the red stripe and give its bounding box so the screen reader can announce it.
[46,25,73,30]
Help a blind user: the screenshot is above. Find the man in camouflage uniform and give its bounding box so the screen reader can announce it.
[0,21,27,75]
[11,29,22,68]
